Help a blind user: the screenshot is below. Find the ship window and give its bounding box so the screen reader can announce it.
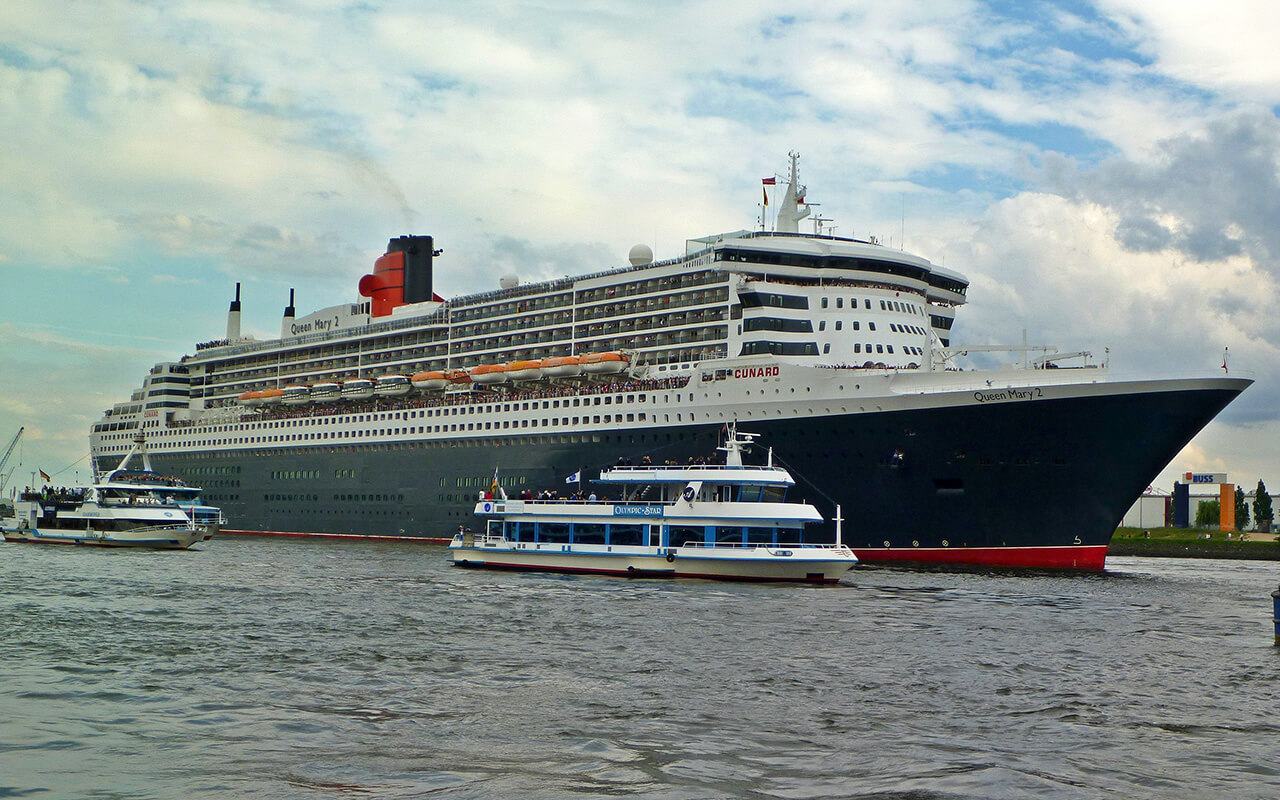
[869,322,876,331]
[821,297,828,309]
[819,321,826,332]
[835,321,842,331]
[887,345,894,353]
[876,344,884,354]
[836,298,843,308]
[864,299,871,309]
[823,344,830,354]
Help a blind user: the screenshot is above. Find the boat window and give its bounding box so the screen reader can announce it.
[669,526,703,547]
[761,486,787,503]
[537,522,570,543]
[609,524,644,546]
[745,527,775,546]
[715,526,744,544]
[572,523,606,544]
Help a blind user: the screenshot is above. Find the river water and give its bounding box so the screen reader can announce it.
[1,537,1278,799]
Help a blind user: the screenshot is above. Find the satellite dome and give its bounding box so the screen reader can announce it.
[499,273,520,290]
[628,243,654,267]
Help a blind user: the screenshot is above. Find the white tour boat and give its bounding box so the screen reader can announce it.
[2,435,224,549]
[449,425,857,582]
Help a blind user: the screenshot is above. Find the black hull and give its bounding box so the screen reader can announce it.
[138,381,1245,570]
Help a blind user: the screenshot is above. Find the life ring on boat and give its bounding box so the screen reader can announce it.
[666,551,676,563]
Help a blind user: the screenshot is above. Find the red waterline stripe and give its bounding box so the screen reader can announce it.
[852,544,1108,571]
[220,529,450,544]
[455,559,839,582]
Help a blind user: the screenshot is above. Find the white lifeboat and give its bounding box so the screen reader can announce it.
[581,351,628,375]
[505,359,544,382]
[374,375,412,396]
[542,355,582,378]
[469,363,509,385]
[310,382,341,403]
[411,370,448,391]
[282,385,311,405]
[341,379,375,401]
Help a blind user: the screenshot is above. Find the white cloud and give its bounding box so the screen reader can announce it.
[2,0,1280,492]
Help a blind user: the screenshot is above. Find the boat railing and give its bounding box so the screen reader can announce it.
[605,464,781,473]
[680,540,850,552]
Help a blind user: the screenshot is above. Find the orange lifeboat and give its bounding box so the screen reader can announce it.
[469,363,509,385]
[237,390,264,406]
[411,370,448,391]
[260,388,285,404]
[445,369,472,385]
[580,351,628,375]
[505,359,544,382]
[541,355,582,378]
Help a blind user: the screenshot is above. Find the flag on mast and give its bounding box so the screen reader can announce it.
[565,470,581,485]
[39,469,51,482]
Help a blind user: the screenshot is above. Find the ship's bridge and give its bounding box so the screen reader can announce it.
[706,231,968,307]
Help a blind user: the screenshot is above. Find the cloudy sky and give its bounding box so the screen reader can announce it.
[1,0,1277,502]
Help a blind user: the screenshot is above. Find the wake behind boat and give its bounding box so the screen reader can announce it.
[449,424,857,582]
[2,434,223,550]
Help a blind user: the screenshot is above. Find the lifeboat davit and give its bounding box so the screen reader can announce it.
[541,355,582,378]
[260,388,285,405]
[505,359,544,381]
[310,382,341,403]
[445,369,472,386]
[411,370,448,391]
[341,378,375,401]
[374,374,412,396]
[282,385,311,405]
[580,351,628,375]
[469,363,509,385]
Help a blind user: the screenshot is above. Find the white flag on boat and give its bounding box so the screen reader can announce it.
[565,470,581,485]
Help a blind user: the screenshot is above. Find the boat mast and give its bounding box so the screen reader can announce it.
[775,151,811,233]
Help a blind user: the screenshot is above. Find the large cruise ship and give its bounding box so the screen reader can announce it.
[89,155,1250,570]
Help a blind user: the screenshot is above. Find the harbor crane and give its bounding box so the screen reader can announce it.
[1,426,23,499]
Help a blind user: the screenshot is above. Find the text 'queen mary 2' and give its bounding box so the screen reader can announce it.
[90,155,1250,570]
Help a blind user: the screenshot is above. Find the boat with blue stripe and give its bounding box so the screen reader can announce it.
[449,424,856,582]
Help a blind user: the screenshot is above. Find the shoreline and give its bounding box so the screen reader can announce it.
[1110,528,1280,561]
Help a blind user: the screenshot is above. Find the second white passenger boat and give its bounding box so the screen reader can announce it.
[449,425,856,582]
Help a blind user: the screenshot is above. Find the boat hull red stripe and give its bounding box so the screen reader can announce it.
[852,545,1108,571]
[453,560,841,583]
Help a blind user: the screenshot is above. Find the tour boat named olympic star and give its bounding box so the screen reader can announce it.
[88,154,1250,570]
[450,425,857,582]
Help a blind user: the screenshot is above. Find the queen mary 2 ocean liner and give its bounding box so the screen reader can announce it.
[89,155,1249,570]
